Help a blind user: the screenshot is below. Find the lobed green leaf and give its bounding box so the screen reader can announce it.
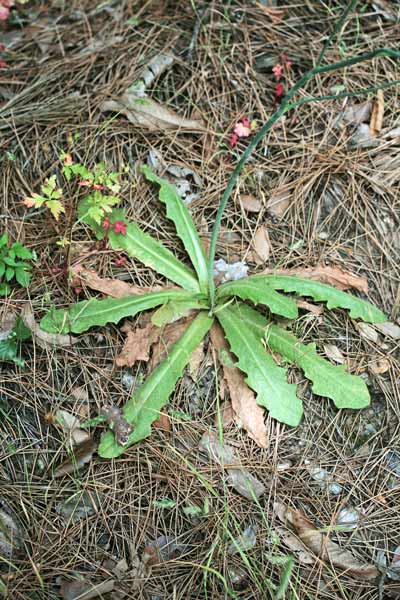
[40,289,199,334]
[263,275,386,323]
[98,311,213,457]
[217,277,298,319]
[151,297,209,327]
[141,165,209,293]
[108,219,200,293]
[217,305,302,426]
[235,303,370,410]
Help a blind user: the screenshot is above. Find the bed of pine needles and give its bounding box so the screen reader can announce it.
[1,1,399,598]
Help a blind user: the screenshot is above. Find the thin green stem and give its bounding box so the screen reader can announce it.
[207,46,400,307]
[316,0,359,67]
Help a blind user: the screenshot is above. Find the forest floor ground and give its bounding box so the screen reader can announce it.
[1,1,400,599]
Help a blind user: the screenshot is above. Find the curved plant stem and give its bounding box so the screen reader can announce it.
[207,42,400,306]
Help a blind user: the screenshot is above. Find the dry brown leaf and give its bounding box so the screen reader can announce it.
[356,322,379,343]
[239,194,262,213]
[150,318,193,370]
[71,265,164,298]
[253,225,270,264]
[369,358,390,374]
[210,324,267,448]
[54,439,97,478]
[199,432,266,500]
[115,322,159,367]
[262,265,368,292]
[297,299,324,316]
[100,92,205,133]
[153,412,171,433]
[275,525,315,565]
[343,100,372,125]
[55,409,90,445]
[60,579,115,600]
[369,89,384,136]
[274,501,378,580]
[21,306,77,349]
[257,3,286,23]
[188,341,205,378]
[70,386,89,402]
[267,189,290,218]
[375,321,400,339]
[323,344,345,364]
[217,400,235,428]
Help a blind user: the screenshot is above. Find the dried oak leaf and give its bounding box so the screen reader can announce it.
[150,317,194,370]
[210,324,267,448]
[70,265,164,298]
[262,265,368,292]
[274,501,378,580]
[115,321,160,367]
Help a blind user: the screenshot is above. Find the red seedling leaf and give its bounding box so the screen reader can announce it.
[274,83,284,103]
[229,133,238,148]
[113,220,127,235]
[272,64,284,81]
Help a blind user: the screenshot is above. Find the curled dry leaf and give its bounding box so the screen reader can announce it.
[100,92,205,133]
[101,404,133,445]
[115,321,159,367]
[210,324,267,448]
[71,265,164,298]
[199,432,266,500]
[152,412,171,433]
[239,194,262,213]
[54,438,97,478]
[60,579,115,600]
[356,322,379,343]
[267,189,290,218]
[369,89,384,136]
[375,321,400,340]
[275,525,315,565]
[369,358,390,374]
[22,306,77,348]
[56,409,90,445]
[150,317,193,370]
[69,385,89,402]
[262,265,368,292]
[253,225,270,264]
[297,299,324,316]
[323,344,345,364]
[0,507,25,559]
[343,100,372,125]
[188,340,205,378]
[274,501,379,580]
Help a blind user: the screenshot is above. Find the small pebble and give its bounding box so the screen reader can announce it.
[336,507,359,529]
